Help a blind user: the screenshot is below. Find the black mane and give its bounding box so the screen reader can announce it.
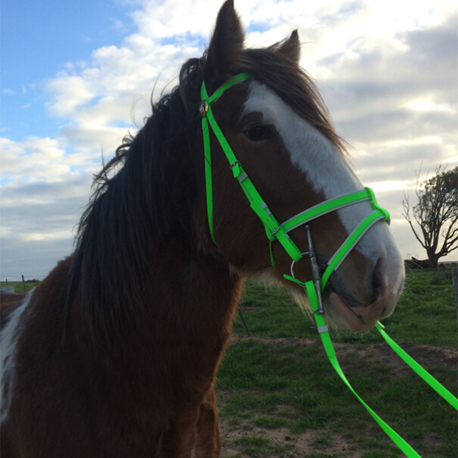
[66,58,204,340]
[65,43,344,341]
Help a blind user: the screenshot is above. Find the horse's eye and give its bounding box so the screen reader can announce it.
[243,125,270,142]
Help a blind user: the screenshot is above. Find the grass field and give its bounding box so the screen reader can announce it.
[217,267,458,457]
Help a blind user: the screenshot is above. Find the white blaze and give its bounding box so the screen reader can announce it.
[242,81,401,265]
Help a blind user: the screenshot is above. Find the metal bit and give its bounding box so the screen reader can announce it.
[305,225,324,314]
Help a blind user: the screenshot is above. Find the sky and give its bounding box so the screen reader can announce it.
[1,0,457,280]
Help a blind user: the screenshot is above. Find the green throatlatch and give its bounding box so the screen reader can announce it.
[199,73,458,458]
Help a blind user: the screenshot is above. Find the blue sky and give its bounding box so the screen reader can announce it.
[1,0,134,141]
[1,0,457,279]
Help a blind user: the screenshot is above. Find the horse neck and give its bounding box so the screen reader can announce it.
[68,235,243,398]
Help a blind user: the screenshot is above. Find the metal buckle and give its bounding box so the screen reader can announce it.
[199,100,209,118]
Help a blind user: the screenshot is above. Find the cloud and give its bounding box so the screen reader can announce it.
[2,137,67,181]
[314,12,458,202]
[46,75,95,117]
[1,0,457,278]
[131,0,222,39]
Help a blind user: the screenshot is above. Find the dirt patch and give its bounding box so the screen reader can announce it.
[219,335,457,457]
[230,334,316,348]
[219,417,363,458]
[237,306,266,313]
[229,334,458,376]
[345,341,458,378]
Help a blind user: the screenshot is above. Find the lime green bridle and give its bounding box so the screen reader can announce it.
[200,73,457,457]
[200,73,389,300]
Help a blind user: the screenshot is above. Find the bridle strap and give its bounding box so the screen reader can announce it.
[201,73,391,284]
[201,73,253,244]
[281,186,390,234]
[201,73,303,261]
[321,210,385,290]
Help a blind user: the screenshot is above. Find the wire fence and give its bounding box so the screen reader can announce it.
[1,276,46,282]
[0,276,45,293]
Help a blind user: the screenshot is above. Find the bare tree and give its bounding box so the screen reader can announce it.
[403,165,458,269]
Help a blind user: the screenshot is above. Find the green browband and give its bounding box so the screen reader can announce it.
[200,73,457,457]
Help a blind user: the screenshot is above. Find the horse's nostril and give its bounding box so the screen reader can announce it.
[370,258,383,303]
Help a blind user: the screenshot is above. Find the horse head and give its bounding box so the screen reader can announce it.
[194,0,404,331]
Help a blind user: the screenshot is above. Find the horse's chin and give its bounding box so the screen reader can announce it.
[291,289,384,332]
[246,268,389,333]
[326,293,379,331]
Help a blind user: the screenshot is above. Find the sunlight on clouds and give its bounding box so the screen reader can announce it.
[406,99,456,113]
[366,181,410,193]
[386,137,443,147]
[72,97,133,127]
[363,1,454,38]
[299,1,454,80]
[132,0,220,39]
[23,232,71,242]
[391,218,410,225]
[46,75,94,117]
[1,137,67,180]
[58,123,135,154]
[0,135,102,186]
[44,34,200,131]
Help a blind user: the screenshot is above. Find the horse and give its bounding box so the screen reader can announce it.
[0,1,405,456]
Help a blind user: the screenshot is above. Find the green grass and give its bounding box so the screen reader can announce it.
[234,280,318,339]
[233,268,458,347]
[379,269,458,347]
[0,281,39,293]
[218,267,458,457]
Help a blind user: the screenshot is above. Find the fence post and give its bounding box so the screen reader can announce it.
[237,307,251,336]
[453,268,458,322]
[22,275,26,293]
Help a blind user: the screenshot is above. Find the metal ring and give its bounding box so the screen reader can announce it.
[290,252,309,279]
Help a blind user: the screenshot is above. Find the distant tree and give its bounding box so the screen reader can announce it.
[403,165,458,269]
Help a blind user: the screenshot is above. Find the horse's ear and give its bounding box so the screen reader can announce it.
[276,30,301,64]
[203,0,245,90]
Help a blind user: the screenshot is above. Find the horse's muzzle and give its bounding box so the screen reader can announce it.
[327,256,404,331]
